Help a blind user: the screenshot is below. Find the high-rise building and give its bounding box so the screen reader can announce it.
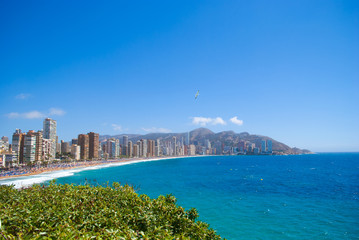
[61,141,70,154]
[267,140,272,153]
[133,144,139,158]
[261,140,267,154]
[123,136,128,147]
[78,134,89,160]
[147,139,155,157]
[141,139,147,157]
[247,143,255,153]
[98,144,103,159]
[186,132,190,146]
[43,118,57,158]
[106,139,112,156]
[35,131,43,161]
[71,144,80,160]
[205,139,211,149]
[238,141,246,153]
[60,140,64,153]
[173,136,177,156]
[106,138,119,158]
[188,144,196,156]
[56,142,61,154]
[88,132,99,160]
[121,136,128,156]
[116,139,120,157]
[102,143,107,156]
[137,140,142,157]
[42,138,52,161]
[12,129,25,165]
[128,141,133,157]
[155,139,160,157]
[0,136,9,154]
[72,139,78,145]
[24,130,37,163]
[56,136,60,154]
[109,139,120,158]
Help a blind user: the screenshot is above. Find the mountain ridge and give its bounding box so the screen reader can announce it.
[99,128,312,155]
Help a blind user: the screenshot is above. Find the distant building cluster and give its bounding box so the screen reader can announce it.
[0,118,273,168]
[237,139,272,155]
[0,118,100,168]
[1,118,60,167]
[100,136,192,159]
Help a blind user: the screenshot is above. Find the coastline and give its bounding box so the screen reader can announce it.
[0,155,199,184]
[0,153,314,181]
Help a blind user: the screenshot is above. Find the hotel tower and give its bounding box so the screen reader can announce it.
[43,118,57,159]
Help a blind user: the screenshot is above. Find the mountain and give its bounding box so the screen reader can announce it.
[100,128,312,155]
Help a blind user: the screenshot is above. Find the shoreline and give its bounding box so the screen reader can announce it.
[0,155,198,181]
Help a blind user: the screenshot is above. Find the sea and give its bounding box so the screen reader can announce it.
[1,153,358,239]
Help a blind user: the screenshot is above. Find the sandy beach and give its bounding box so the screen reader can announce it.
[0,156,193,181]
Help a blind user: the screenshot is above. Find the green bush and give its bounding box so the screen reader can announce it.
[0,182,223,239]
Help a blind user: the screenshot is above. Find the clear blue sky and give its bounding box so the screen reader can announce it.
[1,0,358,152]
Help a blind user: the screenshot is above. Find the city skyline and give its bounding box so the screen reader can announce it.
[1,1,358,152]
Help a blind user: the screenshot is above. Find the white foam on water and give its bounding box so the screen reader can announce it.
[0,156,193,188]
[0,170,77,188]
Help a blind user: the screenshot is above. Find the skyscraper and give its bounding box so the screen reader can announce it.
[238,141,246,154]
[123,136,128,146]
[122,136,129,156]
[71,144,80,160]
[88,132,99,160]
[128,141,133,157]
[42,138,52,161]
[78,134,89,160]
[61,141,70,154]
[24,130,37,163]
[109,139,120,158]
[35,130,43,161]
[137,140,142,157]
[115,139,120,157]
[155,139,160,157]
[133,143,139,158]
[12,129,25,165]
[43,118,57,158]
[267,140,273,153]
[147,139,154,157]
[141,139,147,157]
[0,136,9,153]
[173,136,177,156]
[261,140,267,154]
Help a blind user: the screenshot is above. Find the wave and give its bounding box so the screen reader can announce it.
[0,170,77,188]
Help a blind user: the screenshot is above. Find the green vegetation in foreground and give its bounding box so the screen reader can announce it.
[0,182,223,239]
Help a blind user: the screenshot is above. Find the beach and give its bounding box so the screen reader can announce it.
[0,156,182,181]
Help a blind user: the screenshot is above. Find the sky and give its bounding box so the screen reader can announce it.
[1,0,358,152]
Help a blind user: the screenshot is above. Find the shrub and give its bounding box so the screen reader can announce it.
[0,182,223,239]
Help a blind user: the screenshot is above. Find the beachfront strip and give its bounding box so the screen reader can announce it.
[0,118,273,169]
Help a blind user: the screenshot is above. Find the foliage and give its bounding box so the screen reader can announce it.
[0,182,223,239]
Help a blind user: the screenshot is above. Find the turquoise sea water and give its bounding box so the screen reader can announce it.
[2,153,359,239]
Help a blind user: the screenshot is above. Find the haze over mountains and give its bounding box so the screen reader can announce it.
[100,128,312,155]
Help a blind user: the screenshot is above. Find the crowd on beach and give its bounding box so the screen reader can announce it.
[0,160,113,179]
[0,156,183,180]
